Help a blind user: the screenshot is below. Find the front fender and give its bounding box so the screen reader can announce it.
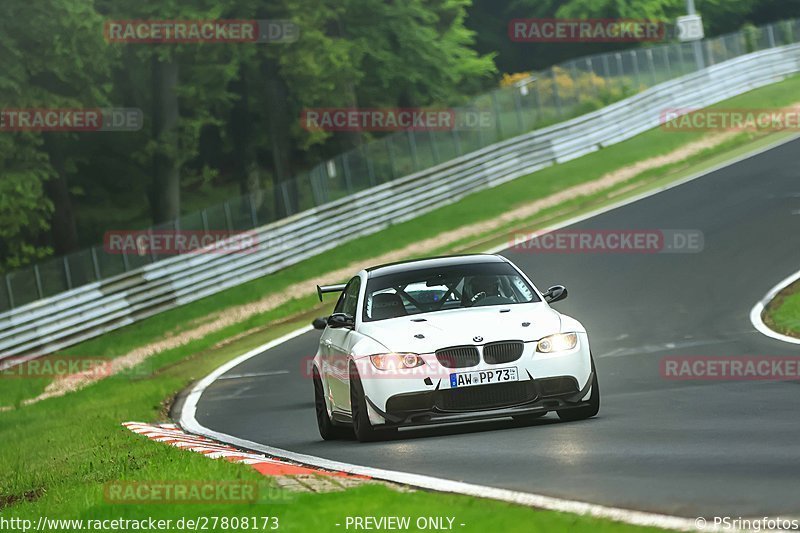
[558,313,587,334]
[350,336,391,359]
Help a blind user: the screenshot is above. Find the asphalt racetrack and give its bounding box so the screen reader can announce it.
[192,139,800,518]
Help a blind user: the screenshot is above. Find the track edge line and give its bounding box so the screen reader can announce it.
[749,269,800,345]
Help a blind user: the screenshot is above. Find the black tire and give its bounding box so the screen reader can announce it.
[557,356,600,422]
[349,363,397,442]
[313,369,351,440]
[512,412,548,423]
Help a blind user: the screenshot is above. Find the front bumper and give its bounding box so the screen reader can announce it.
[358,333,593,426]
[368,371,594,428]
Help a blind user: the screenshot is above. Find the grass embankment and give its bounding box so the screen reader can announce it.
[763,280,800,338]
[2,74,800,532]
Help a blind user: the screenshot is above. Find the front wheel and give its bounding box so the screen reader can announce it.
[314,369,351,440]
[557,356,600,422]
[349,363,397,442]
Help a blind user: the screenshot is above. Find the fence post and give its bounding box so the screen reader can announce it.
[631,50,642,89]
[601,54,611,79]
[586,58,599,99]
[309,167,323,206]
[692,41,705,71]
[363,144,377,186]
[452,127,462,156]
[705,40,714,66]
[513,88,525,133]
[342,153,354,192]
[645,49,657,86]
[148,228,157,263]
[428,130,440,163]
[407,131,420,170]
[223,201,233,231]
[552,69,562,117]
[5,275,14,309]
[533,81,542,126]
[63,256,73,289]
[679,43,690,75]
[662,45,672,79]
[91,247,101,280]
[279,182,293,216]
[33,265,43,299]
[249,193,259,227]
[569,61,580,106]
[386,137,398,178]
[490,91,504,139]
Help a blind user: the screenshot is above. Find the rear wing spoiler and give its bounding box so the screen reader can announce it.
[316,283,346,302]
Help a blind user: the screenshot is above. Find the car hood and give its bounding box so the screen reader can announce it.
[357,304,561,354]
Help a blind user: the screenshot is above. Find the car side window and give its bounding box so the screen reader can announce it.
[334,277,361,317]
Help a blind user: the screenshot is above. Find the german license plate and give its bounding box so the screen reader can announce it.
[449,367,518,388]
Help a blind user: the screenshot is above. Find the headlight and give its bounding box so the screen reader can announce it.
[370,353,425,370]
[536,332,578,353]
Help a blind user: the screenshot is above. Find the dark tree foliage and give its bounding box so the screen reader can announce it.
[0,0,794,273]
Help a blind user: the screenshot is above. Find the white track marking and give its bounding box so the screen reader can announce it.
[598,339,734,359]
[179,135,800,532]
[217,370,290,380]
[750,269,800,345]
[181,410,703,531]
[182,326,312,408]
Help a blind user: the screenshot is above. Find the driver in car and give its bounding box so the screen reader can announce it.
[464,275,502,306]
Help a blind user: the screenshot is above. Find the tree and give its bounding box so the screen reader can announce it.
[96,0,241,224]
[2,0,496,270]
[0,0,112,267]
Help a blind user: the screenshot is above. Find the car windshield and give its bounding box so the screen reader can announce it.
[363,262,540,322]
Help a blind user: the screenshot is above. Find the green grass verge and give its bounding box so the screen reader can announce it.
[2,74,800,531]
[763,280,800,338]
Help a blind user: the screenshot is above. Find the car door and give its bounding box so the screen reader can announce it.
[326,276,361,411]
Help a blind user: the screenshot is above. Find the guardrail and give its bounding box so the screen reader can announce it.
[2,44,799,365]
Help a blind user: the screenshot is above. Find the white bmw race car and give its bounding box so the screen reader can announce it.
[310,254,599,442]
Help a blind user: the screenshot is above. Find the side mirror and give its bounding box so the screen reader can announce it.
[543,285,568,304]
[312,317,328,330]
[327,313,355,329]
